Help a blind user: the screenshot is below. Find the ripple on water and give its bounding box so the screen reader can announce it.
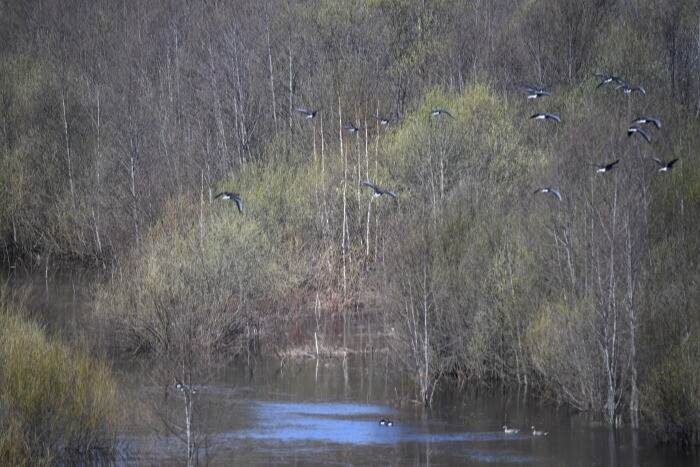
[226,400,536,459]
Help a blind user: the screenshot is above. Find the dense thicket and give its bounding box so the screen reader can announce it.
[2,0,699,443]
[0,288,119,464]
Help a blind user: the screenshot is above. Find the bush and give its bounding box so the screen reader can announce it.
[0,288,119,465]
[644,333,700,445]
[99,195,288,358]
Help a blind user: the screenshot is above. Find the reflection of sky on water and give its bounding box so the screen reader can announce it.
[232,401,533,448]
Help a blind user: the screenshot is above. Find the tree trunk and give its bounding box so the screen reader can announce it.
[60,85,76,211]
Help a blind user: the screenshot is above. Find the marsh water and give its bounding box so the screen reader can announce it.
[4,269,699,466]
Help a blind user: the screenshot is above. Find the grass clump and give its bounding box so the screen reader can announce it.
[0,288,119,465]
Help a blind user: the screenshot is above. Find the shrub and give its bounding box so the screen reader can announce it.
[99,195,288,358]
[0,288,119,465]
[644,332,700,445]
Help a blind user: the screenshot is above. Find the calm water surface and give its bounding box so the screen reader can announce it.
[4,270,699,466]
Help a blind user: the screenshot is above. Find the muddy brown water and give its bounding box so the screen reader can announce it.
[3,269,698,466]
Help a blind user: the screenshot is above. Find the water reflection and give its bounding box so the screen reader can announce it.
[4,271,700,466]
[221,402,537,463]
[235,401,532,446]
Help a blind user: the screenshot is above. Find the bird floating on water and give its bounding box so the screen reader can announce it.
[175,378,186,392]
[503,426,520,434]
[524,84,551,99]
[534,187,562,202]
[594,159,620,173]
[530,112,561,123]
[214,192,244,213]
[653,157,679,172]
[632,116,661,129]
[430,108,454,118]
[363,181,397,199]
[627,126,651,143]
[174,378,197,395]
[293,108,318,119]
[531,426,549,436]
[379,419,394,426]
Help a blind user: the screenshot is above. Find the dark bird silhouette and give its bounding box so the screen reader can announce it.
[627,126,651,143]
[372,115,391,125]
[632,116,661,129]
[596,72,625,88]
[653,157,679,172]
[530,112,561,123]
[343,123,362,133]
[363,181,398,198]
[293,108,318,119]
[524,84,551,99]
[534,187,562,201]
[214,192,244,213]
[430,109,454,118]
[594,159,620,173]
[617,85,646,95]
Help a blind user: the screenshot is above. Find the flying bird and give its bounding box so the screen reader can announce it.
[372,115,391,125]
[594,159,620,173]
[430,109,454,118]
[627,126,651,143]
[214,191,244,213]
[653,157,679,172]
[617,85,646,95]
[293,108,318,119]
[363,181,398,198]
[343,123,361,133]
[530,112,561,123]
[534,187,562,201]
[503,426,520,434]
[595,72,625,88]
[632,116,661,129]
[524,84,551,99]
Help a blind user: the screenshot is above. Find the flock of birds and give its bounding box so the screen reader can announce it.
[525,72,678,203]
[202,73,683,440]
[213,107,402,212]
[377,418,548,436]
[503,425,549,436]
[214,71,679,212]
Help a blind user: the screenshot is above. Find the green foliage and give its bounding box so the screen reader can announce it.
[0,288,119,464]
[100,193,290,356]
[525,300,600,410]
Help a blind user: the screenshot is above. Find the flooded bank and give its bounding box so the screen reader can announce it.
[3,270,699,465]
